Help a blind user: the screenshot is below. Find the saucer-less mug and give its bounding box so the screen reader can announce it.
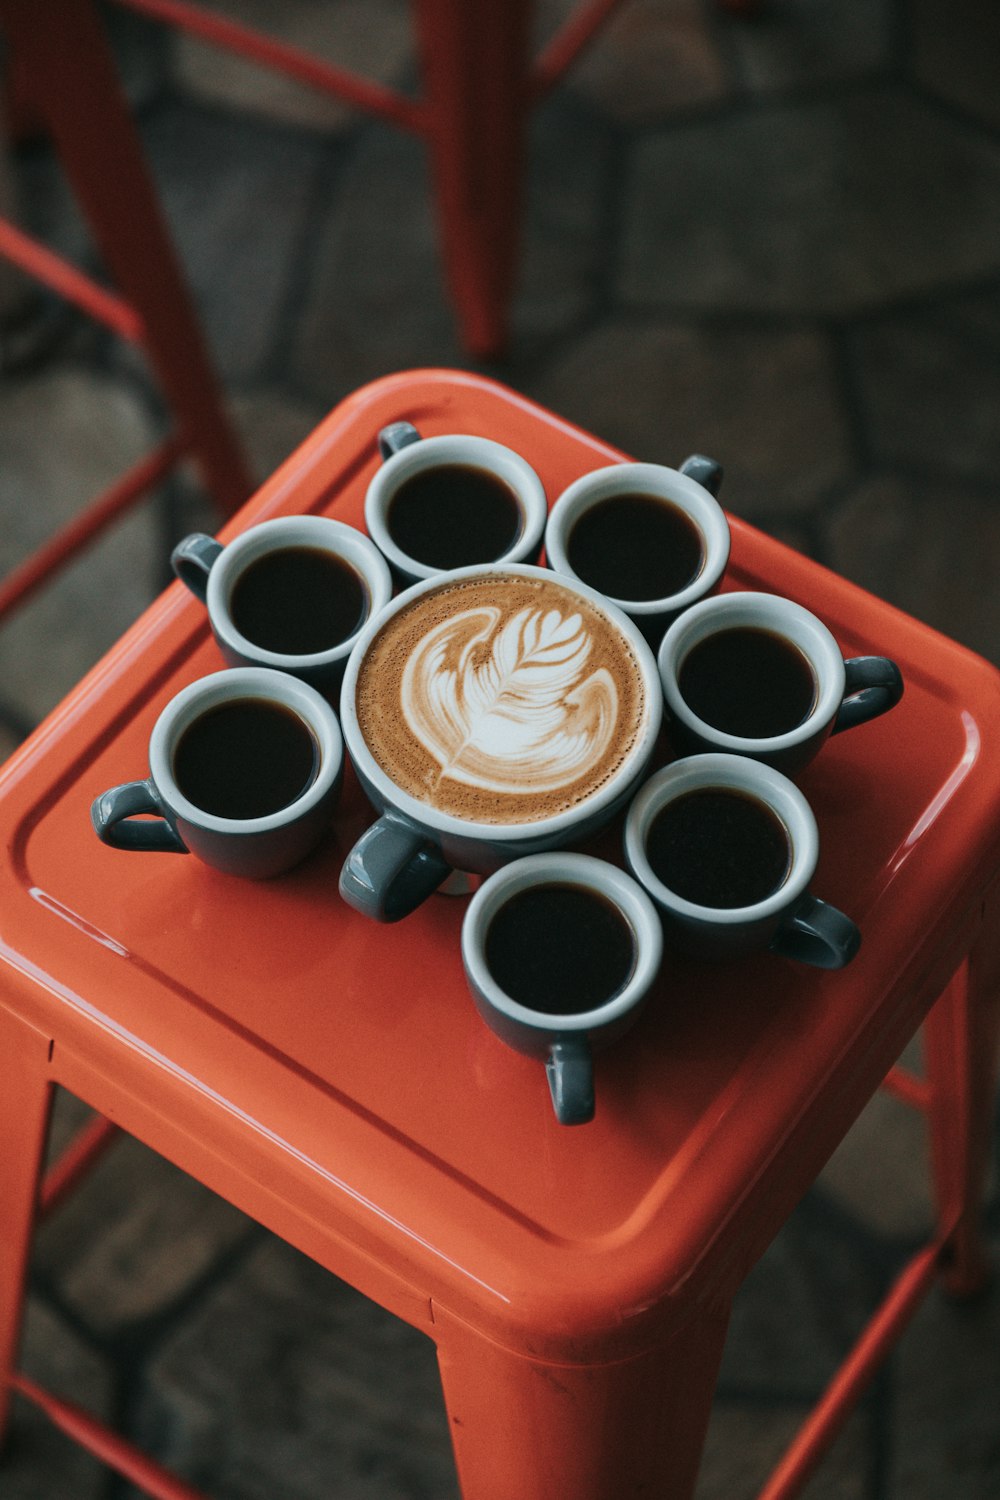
[624,754,861,969]
[338,563,663,922]
[91,668,344,879]
[171,516,393,698]
[658,590,904,776]
[364,422,548,587]
[544,457,731,646]
[462,853,663,1125]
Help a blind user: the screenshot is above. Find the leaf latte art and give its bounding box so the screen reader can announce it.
[355,574,648,824]
[402,603,617,793]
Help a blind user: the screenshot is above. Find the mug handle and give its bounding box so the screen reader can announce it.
[378,422,422,461]
[91,780,188,854]
[339,811,452,922]
[832,656,904,734]
[545,1036,595,1126]
[171,533,223,602]
[770,892,861,970]
[679,453,724,499]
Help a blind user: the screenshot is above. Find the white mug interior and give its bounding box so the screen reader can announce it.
[364,434,548,581]
[462,852,663,1030]
[207,516,392,669]
[339,562,663,850]
[545,461,731,617]
[150,667,343,833]
[658,590,847,754]
[624,753,819,924]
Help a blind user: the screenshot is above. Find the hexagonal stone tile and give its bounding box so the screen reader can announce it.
[289,127,465,402]
[849,288,1000,483]
[0,366,162,727]
[132,1234,458,1499]
[140,104,328,383]
[912,0,1000,132]
[723,0,895,95]
[528,317,852,517]
[824,472,1000,663]
[34,1131,252,1335]
[619,87,1000,316]
[2,1300,113,1500]
[174,0,414,135]
[889,1276,1000,1498]
[551,0,730,123]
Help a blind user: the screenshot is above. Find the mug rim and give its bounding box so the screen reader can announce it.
[461,852,663,1032]
[206,516,393,669]
[340,562,663,844]
[544,461,731,616]
[658,590,846,752]
[364,433,549,582]
[623,753,819,923]
[149,667,344,834]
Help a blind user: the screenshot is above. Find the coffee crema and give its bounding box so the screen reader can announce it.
[355,573,647,824]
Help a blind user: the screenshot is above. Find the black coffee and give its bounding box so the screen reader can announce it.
[173,698,319,821]
[646,789,791,909]
[566,494,704,602]
[484,882,637,1015]
[387,464,523,570]
[230,547,369,656]
[678,626,817,739]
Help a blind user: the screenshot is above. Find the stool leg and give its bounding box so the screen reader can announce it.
[0,0,253,515]
[433,1300,730,1500]
[924,931,1000,1297]
[0,1008,53,1444]
[412,0,532,360]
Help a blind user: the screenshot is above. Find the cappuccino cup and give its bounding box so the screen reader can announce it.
[91,668,344,878]
[339,563,663,922]
[544,456,730,646]
[171,516,393,698]
[658,590,904,775]
[364,422,548,587]
[624,754,860,968]
[462,853,663,1125]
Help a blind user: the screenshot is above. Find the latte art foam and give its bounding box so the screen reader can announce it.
[355,574,647,823]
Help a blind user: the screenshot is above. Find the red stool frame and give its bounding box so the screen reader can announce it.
[0,0,253,625]
[1,370,999,1499]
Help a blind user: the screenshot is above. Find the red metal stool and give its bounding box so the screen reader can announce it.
[0,0,253,626]
[1,370,998,1499]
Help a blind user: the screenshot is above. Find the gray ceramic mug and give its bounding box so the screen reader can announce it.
[462,853,663,1125]
[544,457,731,648]
[624,754,860,968]
[658,590,904,776]
[364,422,548,588]
[91,668,344,878]
[171,516,393,698]
[338,563,663,922]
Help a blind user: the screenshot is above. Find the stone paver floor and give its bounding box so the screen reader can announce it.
[1,1,998,1496]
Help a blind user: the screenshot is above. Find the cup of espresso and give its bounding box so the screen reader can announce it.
[91,668,344,878]
[543,457,731,646]
[624,754,860,968]
[462,853,663,1125]
[364,421,548,587]
[658,590,904,775]
[338,563,663,922]
[171,516,393,698]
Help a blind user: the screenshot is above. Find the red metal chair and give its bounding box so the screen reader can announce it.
[1,370,998,1499]
[0,0,253,628]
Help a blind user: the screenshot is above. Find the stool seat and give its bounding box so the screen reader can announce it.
[2,370,999,1499]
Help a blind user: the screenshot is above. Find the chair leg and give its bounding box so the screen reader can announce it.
[924,922,1000,1297]
[412,0,533,360]
[0,0,253,515]
[0,1007,53,1444]
[434,1299,730,1500]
